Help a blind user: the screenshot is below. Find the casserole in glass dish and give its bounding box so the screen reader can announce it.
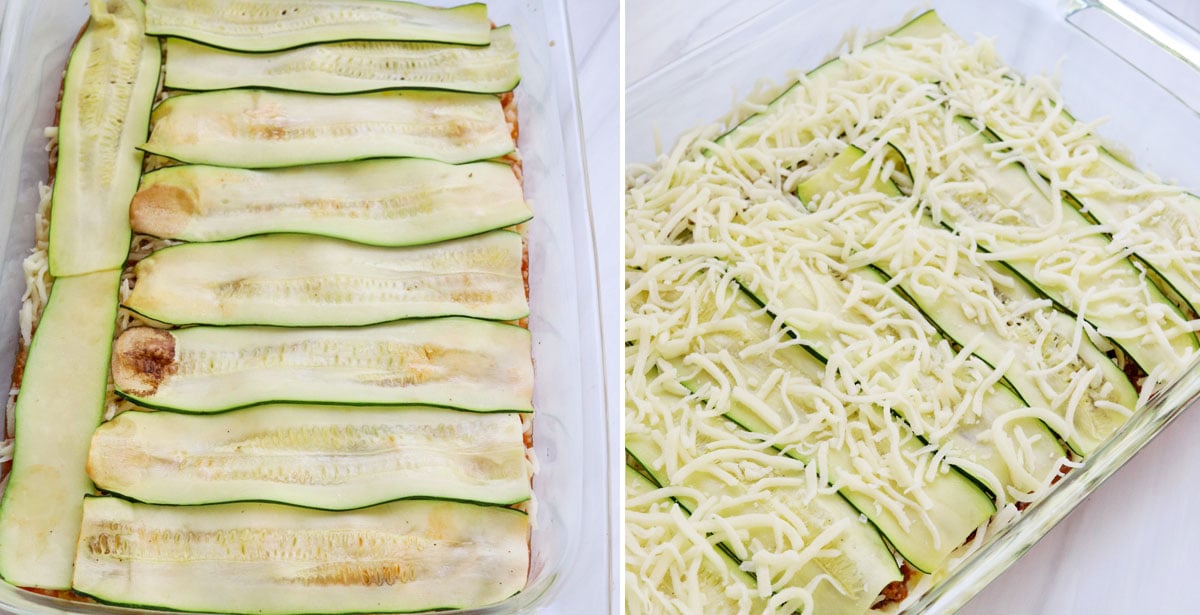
[0,0,612,613]
[626,0,1200,612]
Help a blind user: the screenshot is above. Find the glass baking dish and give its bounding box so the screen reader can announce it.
[626,0,1200,612]
[0,0,612,613]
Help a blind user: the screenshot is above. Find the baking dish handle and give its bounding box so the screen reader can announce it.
[1067,0,1200,71]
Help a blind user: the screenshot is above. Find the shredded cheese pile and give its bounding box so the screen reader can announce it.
[626,10,1200,614]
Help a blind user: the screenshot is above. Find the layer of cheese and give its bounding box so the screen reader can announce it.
[626,10,1199,613]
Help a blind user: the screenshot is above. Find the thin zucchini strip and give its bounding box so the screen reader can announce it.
[624,465,771,613]
[797,145,1137,455]
[125,231,528,326]
[130,159,531,246]
[73,497,529,614]
[87,405,530,509]
[111,318,533,413]
[625,396,902,615]
[629,274,993,573]
[146,0,490,52]
[164,25,520,94]
[898,115,1198,379]
[50,0,161,277]
[0,270,121,589]
[142,89,513,167]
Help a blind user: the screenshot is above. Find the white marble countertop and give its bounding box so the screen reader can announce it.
[627,1,1200,614]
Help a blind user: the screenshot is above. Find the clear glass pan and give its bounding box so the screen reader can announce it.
[626,0,1200,612]
[0,0,612,613]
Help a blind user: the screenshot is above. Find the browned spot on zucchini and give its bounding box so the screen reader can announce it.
[112,327,177,396]
[248,122,288,141]
[299,563,419,587]
[130,181,195,238]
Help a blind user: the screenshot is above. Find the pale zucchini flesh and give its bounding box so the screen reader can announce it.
[798,145,1138,456]
[142,89,514,167]
[73,497,529,614]
[164,25,520,94]
[111,318,534,413]
[146,0,490,52]
[0,270,121,589]
[130,159,531,246]
[936,116,1199,376]
[125,231,528,326]
[87,405,530,509]
[50,0,162,277]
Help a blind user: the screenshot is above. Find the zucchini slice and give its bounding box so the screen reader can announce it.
[164,25,520,94]
[640,282,993,574]
[125,231,528,326]
[111,318,533,413]
[72,496,529,613]
[625,414,902,615]
[797,145,1137,455]
[50,0,161,277]
[145,0,490,52]
[0,270,121,589]
[914,116,1199,379]
[130,159,531,246]
[624,464,770,613]
[87,405,530,509]
[141,89,513,167]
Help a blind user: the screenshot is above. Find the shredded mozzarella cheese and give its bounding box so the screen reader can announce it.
[627,10,1197,612]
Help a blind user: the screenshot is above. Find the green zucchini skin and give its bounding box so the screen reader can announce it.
[141,89,514,168]
[130,159,531,246]
[164,25,521,94]
[145,0,491,53]
[72,497,529,614]
[110,318,534,414]
[50,0,161,277]
[124,231,528,326]
[87,405,530,509]
[0,270,121,589]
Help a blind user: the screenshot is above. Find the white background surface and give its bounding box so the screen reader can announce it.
[626,1,1200,614]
